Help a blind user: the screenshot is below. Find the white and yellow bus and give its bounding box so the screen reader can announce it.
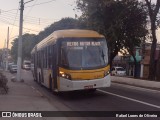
[31,29,111,92]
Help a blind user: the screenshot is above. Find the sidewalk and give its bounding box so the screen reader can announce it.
[111,76,160,90]
[0,71,69,120]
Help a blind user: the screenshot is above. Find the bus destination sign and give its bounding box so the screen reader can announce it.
[66,42,101,47]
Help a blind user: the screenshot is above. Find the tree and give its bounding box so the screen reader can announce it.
[145,0,160,80]
[76,0,148,76]
[11,38,18,62]
[11,34,36,61]
[37,17,87,43]
[11,17,87,61]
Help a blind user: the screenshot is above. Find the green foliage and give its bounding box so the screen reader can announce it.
[11,38,18,61]
[37,17,87,43]
[11,34,36,61]
[22,34,37,60]
[76,0,148,63]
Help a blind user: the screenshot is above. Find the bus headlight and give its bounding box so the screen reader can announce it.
[104,70,110,76]
[59,71,71,80]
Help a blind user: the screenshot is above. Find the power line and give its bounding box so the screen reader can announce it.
[10,3,20,38]
[25,0,38,17]
[0,0,57,50]
[0,13,56,28]
[0,15,55,27]
[0,8,57,23]
[25,0,55,8]
[0,9,18,13]
[0,18,40,32]
[0,0,56,14]
[0,12,54,24]
[0,0,56,23]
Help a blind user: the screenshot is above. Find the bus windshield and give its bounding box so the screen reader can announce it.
[60,38,108,69]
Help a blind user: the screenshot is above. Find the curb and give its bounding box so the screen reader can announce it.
[111,76,160,89]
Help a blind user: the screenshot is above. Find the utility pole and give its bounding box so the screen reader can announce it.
[2,39,6,70]
[17,0,34,81]
[5,27,9,71]
[17,0,24,81]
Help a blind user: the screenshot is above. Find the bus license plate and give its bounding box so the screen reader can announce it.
[84,85,93,89]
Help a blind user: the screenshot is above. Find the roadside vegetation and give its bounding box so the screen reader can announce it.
[0,71,8,94]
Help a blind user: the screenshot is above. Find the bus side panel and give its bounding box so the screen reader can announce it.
[34,47,38,81]
[51,44,58,91]
[42,69,50,88]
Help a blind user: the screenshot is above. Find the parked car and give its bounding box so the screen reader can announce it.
[10,64,17,73]
[8,62,14,70]
[111,67,126,76]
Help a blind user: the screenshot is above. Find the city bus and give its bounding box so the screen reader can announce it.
[31,29,111,92]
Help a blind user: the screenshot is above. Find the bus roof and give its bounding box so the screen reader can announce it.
[31,29,104,53]
[53,29,104,38]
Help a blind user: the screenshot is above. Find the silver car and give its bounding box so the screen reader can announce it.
[10,65,17,73]
[111,67,126,76]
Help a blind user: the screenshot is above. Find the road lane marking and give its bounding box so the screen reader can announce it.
[112,83,160,94]
[97,89,160,109]
[31,86,36,90]
[36,90,44,97]
[31,86,43,97]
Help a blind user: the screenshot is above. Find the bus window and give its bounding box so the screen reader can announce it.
[48,46,52,69]
[60,38,108,69]
[67,48,82,67]
[84,46,106,67]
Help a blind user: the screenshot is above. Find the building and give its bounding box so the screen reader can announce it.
[140,43,160,79]
[112,46,142,77]
[112,43,160,79]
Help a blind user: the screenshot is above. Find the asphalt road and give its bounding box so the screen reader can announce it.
[20,69,160,120]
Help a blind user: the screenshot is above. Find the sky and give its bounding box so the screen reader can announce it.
[0,0,160,49]
[0,0,80,49]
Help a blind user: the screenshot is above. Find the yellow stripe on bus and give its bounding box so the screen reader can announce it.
[59,65,110,80]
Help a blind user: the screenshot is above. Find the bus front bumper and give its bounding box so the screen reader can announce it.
[58,75,111,91]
